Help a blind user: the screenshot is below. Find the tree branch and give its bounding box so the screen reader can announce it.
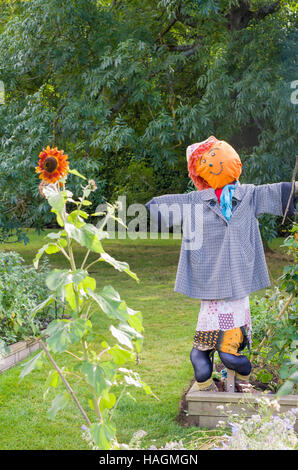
[165,41,202,52]
[107,93,128,120]
[281,155,298,224]
[155,17,178,43]
[252,1,281,20]
[226,0,281,31]
[181,42,201,57]
[176,9,197,29]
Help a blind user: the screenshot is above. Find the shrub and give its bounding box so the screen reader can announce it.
[0,251,56,345]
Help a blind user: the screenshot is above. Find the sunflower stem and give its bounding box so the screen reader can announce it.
[60,193,81,317]
[85,257,101,271]
[81,249,90,270]
[39,339,91,427]
[58,244,71,261]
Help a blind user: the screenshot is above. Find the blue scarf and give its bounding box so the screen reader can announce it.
[220,181,238,221]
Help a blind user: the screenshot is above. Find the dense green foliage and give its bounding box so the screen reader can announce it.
[0,251,55,344]
[0,0,297,233]
[0,215,29,245]
[250,223,298,394]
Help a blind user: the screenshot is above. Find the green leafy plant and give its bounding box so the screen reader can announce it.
[250,223,298,393]
[279,223,298,295]
[0,251,55,345]
[250,289,297,391]
[20,167,155,450]
[276,223,298,395]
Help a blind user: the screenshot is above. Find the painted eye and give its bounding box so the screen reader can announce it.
[211,152,215,156]
[202,159,206,163]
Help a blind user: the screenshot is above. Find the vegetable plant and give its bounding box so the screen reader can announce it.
[250,223,297,395]
[0,251,54,345]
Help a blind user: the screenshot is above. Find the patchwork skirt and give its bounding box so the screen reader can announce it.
[193,296,252,355]
[193,326,249,356]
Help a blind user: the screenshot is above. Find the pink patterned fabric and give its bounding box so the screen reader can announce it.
[196,296,252,343]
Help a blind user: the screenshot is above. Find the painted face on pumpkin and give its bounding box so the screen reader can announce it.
[197,145,223,175]
[187,137,242,190]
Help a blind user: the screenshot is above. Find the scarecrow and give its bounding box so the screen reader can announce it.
[146,136,297,392]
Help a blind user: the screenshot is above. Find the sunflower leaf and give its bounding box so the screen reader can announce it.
[47,192,65,213]
[33,243,62,269]
[68,168,87,180]
[100,253,139,282]
[64,222,105,254]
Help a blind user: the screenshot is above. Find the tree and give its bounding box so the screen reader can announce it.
[0,0,296,229]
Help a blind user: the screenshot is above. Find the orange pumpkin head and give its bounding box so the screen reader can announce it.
[187,136,242,190]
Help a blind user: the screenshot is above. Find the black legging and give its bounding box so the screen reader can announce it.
[190,347,251,383]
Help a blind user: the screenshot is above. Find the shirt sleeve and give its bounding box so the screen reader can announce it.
[145,193,190,230]
[253,182,296,218]
[280,182,297,216]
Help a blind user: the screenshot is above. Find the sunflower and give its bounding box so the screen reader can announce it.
[35,146,69,183]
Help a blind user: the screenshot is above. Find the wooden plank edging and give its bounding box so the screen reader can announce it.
[185,382,298,431]
[0,338,41,374]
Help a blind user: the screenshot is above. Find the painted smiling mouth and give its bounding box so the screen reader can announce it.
[210,161,223,176]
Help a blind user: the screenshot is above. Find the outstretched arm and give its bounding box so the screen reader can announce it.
[253,182,297,218]
[145,193,190,231]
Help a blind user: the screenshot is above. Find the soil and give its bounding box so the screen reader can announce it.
[176,362,278,427]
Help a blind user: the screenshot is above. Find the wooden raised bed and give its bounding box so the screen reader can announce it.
[0,338,41,374]
[185,381,298,432]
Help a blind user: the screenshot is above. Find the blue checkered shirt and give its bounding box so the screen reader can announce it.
[146,183,295,300]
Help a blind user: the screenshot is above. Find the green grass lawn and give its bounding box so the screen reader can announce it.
[0,230,292,450]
